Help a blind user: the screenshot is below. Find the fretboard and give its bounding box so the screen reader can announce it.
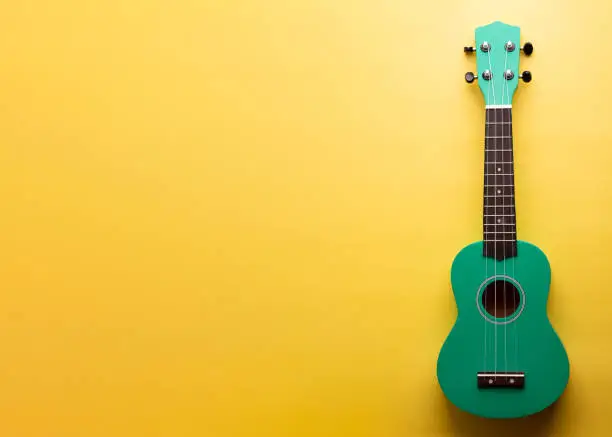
[483,107,517,261]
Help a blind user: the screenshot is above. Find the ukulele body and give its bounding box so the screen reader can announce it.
[436,240,569,418]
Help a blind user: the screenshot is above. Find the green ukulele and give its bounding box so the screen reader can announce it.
[436,21,569,419]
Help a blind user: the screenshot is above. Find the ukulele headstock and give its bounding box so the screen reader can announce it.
[464,21,533,106]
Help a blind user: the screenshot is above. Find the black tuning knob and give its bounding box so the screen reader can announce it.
[464,46,475,53]
[465,72,477,83]
[521,71,532,82]
[521,42,534,55]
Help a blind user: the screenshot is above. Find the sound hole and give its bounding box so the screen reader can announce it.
[482,280,520,318]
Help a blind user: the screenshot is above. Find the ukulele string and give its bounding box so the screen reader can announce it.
[502,47,509,376]
[484,57,490,374]
[493,99,498,378]
[506,57,518,373]
[513,117,518,373]
[500,46,518,373]
[485,45,498,378]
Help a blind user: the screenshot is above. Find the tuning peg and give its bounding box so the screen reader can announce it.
[520,71,532,82]
[464,46,475,53]
[465,72,477,83]
[521,42,534,55]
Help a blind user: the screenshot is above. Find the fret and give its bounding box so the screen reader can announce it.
[484,223,516,228]
[485,145,512,151]
[485,174,514,176]
[484,215,516,220]
[484,241,516,244]
[484,224,516,232]
[485,108,512,122]
[485,136,512,139]
[485,122,512,124]
[484,187,514,196]
[484,233,516,239]
[485,147,512,153]
[485,124,512,137]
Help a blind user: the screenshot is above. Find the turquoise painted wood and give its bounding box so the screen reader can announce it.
[437,241,569,418]
[475,21,520,106]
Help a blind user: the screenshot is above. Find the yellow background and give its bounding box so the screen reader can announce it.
[0,1,609,436]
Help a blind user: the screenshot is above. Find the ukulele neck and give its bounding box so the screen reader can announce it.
[483,106,517,261]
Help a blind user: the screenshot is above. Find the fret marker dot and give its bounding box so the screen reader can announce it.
[497,189,501,194]
[497,218,502,223]
[497,167,502,172]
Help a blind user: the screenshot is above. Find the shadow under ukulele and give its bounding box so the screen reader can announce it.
[441,382,570,437]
